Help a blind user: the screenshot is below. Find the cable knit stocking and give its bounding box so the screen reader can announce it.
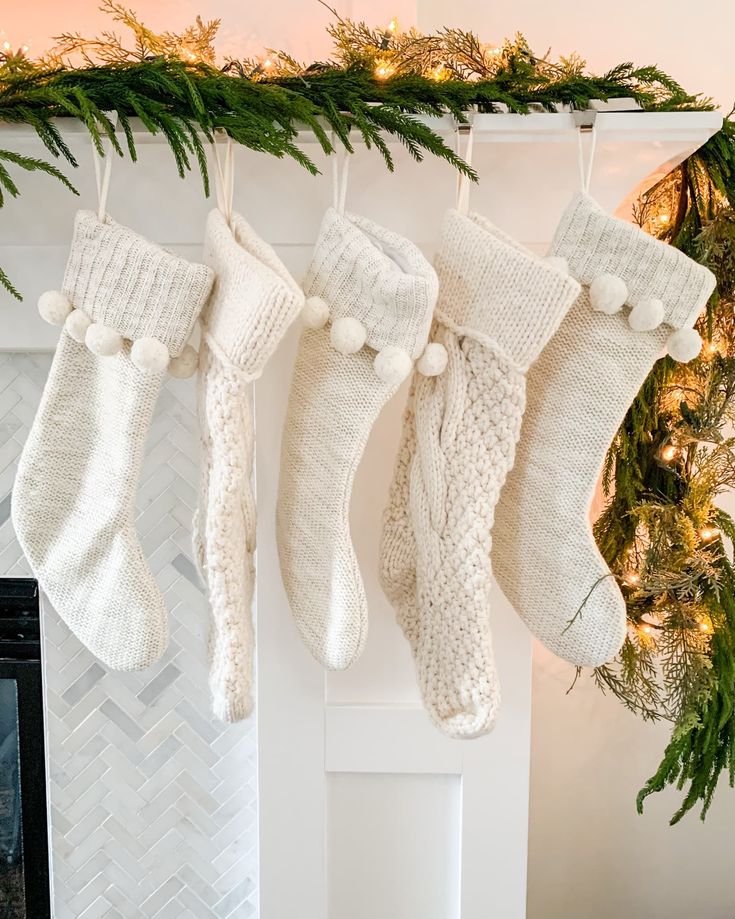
[13,210,212,670]
[194,209,304,722]
[380,209,580,737]
[276,207,438,670]
[493,192,716,667]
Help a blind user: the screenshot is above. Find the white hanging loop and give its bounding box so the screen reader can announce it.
[331,142,350,215]
[211,134,235,227]
[455,121,474,217]
[91,135,114,222]
[574,112,598,195]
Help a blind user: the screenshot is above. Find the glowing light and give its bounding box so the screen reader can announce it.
[699,621,711,632]
[375,64,393,79]
[263,57,273,69]
[658,213,670,224]
[699,526,720,543]
[640,623,653,635]
[2,41,10,52]
[660,444,678,463]
[21,44,29,54]
[624,571,641,587]
[431,63,445,80]
[387,18,398,33]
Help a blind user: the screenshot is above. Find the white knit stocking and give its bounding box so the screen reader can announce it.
[194,209,304,722]
[493,192,716,667]
[381,210,580,737]
[276,207,438,669]
[13,210,212,670]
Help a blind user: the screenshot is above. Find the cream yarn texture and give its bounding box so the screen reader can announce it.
[380,209,580,738]
[493,192,716,667]
[194,209,304,722]
[277,207,438,670]
[13,210,213,670]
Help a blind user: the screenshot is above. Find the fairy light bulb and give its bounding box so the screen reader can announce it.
[2,41,10,52]
[375,64,392,79]
[660,444,678,463]
[699,526,719,543]
[624,571,641,587]
[263,57,273,69]
[699,621,711,633]
[640,623,653,635]
[387,18,398,33]
[658,213,670,225]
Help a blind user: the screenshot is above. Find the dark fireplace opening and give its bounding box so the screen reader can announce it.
[0,579,51,919]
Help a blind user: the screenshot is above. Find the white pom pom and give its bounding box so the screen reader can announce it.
[302,296,330,329]
[628,298,665,332]
[64,309,92,343]
[374,346,413,385]
[589,273,628,314]
[131,337,170,373]
[417,342,448,377]
[544,256,569,275]
[38,290,73,326]
[85,323,123,357]
[330,316,366,355]
[666,327,702,363]
[168,344,199,379]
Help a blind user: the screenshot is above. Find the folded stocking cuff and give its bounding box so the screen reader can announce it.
[434,209,581,370]
[62,210,213,356]
[550,192,716,331]
[304,208,438,360]
[201,209,304,379]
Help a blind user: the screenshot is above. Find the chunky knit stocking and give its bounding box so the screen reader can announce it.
[380,209,580,737]
[194,209,304,722]
[493,192,716,667]
[13,210,212,670]
[276,207,438,670]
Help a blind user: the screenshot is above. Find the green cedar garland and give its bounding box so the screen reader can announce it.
[3,4,735,823]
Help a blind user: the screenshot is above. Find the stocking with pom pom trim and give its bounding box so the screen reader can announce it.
[12,210,212,671]
[193,209,304,722]
[380,209,580,738]
[276,207,438,670]
[493,192,715,669]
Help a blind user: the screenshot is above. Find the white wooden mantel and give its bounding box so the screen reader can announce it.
[0,110,722,919]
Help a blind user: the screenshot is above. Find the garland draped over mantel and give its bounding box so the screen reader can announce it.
[2,1,735,824]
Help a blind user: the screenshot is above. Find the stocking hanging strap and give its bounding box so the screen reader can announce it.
[91,131,115,222]
[211,135,235,227]
[455,121,474,217]
[576,119,598,194]
[331,144,350,215]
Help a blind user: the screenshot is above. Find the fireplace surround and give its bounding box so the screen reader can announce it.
[0,577,51,919]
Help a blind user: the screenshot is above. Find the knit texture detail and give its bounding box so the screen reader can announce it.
[493,193,716,668]
[435,209,580,369]
[13,212,213,671]
[277,211,437,670]
[303,207,438,358]
[201,209,304,379]
[380,210,580,737]
[194,209,304,722]
[63,210,212,355]
[552,192,715,329]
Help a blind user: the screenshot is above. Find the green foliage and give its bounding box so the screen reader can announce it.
[594,119,735,822]
[0,4,717,298]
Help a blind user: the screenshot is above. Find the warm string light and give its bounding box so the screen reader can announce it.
[623,571,641,587]
[660,443,679,463]
[699,526,720,544]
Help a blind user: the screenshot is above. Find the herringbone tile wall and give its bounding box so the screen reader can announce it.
[0,352,258,919]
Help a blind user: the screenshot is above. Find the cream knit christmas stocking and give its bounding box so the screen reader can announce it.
[194,209,304,722]
[493,192,716,667]
[276,206,438,669]
[380,210,580,737]
[13,210,212,670]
